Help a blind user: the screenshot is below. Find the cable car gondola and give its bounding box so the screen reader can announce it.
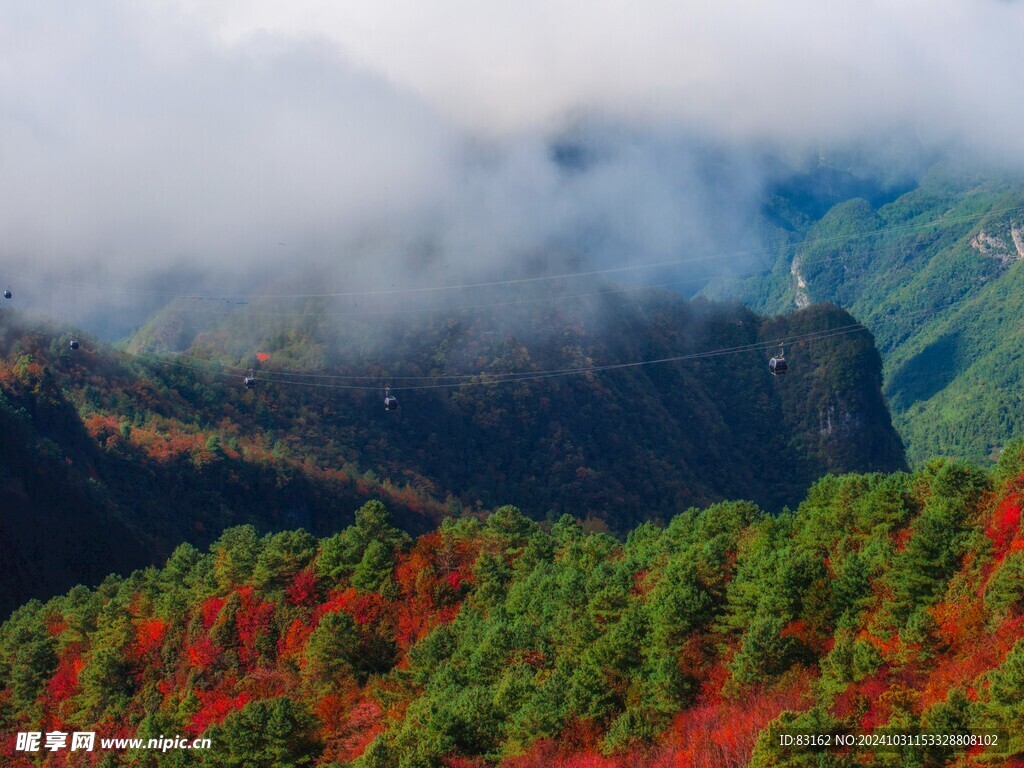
[769,343,787,376]
[3,287,10,299]
[244,370,256,389]
[384,387,399,411]
[69,338,79,350]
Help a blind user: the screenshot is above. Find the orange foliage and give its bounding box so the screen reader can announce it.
[318,588,387,626]
[45,616,67,637]
[630,569,652,598]
[83,414,121,443]
[857,629,894,656]
[349,594,387,626]
[386,531,477,648]
[187,637,219,670]
[135,617,168,657]
[893,527,913,552]
[131,423,207,463]
[278,619,313,660]
[932,595,987,650]
[558,717,605,753]
[318,696,385,764]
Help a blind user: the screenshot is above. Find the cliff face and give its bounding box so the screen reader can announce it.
[757,302,906,506]
[709,171,1024,465]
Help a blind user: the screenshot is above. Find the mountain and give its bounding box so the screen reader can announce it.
[703,164,1024,465]
[126,282,906,520]
[0,290,904,615]
[5,451,1024,766]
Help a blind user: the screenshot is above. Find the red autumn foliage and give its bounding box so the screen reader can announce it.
[383,532,477,650]
[287,568,322,606]
[893,527,913,552]
[856,629,894,656]
[932,593,987,650]
[779,619,810,640]
[442,757,490,768]
[324,588,386,626]
[187,636,219,670]
[988,495,1022,558]
[200,596,226,630]
[920,613,1024,709]
[83,414,121,443]
[559,718,606,753]
[46,654,84,702]
[664,673,812,768]
[23,478,1024,768]
[316,588,375,625]
[191,688,252,733]
[832,670,891,723]
[234,589,275,667]
[630,568,652,598]
[318,697,385,764]
[135,617,168,657]
[446,571,464,591]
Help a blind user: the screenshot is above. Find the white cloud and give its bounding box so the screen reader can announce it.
[163,0,1024,148]
[0,1,1021,333]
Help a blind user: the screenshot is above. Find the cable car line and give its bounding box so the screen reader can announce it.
[124,320,867,386]
[98,322,866,394]
[248,325,870,392]
[0,202,1020,304]
[3,195,1015,399]
[79,282,990,392]
[110,281,986,393]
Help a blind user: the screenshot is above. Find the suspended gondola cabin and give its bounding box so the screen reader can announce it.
[69,339,79,350]
[769,344,787,376]
[384,388,399,411]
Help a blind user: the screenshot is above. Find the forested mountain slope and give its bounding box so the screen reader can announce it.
[0,320,444,618]
[126,286,905,520]
[7,451,1024,766]
[705,167,1024,464]
[0,291,903,616]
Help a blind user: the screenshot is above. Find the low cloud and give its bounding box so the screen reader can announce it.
[1,1,1021,334]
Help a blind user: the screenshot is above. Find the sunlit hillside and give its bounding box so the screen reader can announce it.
[6,450,1024,766]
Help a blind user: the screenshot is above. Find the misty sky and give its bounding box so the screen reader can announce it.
[2,1,1023,332]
